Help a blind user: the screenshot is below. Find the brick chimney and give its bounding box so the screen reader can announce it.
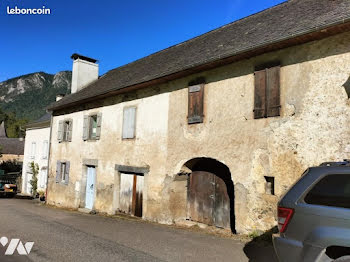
[71,53,98,94]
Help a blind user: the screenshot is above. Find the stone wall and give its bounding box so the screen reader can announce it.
[47,31,350,233]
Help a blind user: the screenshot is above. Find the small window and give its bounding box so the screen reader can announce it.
[42,140,48,159]
[61,162,67,182]
[56,161,70,185]
[89,115,98,139]
[30,142,36,159]
[254,66,281,119]
[58,119,73,142]
[63,121,71,141]
[122,107,136,139]
[304,174,350,209]
[264,176,275,195]
[83,113,102,141]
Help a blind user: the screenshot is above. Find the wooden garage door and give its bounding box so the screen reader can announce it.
[188,171,230,228]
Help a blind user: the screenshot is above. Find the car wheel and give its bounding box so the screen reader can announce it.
[334,256,350,262]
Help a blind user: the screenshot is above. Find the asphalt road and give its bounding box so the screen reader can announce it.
[0,198,276,262]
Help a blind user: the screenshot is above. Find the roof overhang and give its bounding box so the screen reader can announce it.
[48,18,350,112]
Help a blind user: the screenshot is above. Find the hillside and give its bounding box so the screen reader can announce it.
[0,71,71,120]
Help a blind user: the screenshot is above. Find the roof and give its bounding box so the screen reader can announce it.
[0,122,24,156]
[25,112,51,129]
[49,0,350,111]
[0,138,24,156]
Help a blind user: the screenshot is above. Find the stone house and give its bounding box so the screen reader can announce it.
[47,0,350,233]
[21,113,51,195]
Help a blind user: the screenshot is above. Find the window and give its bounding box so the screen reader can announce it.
[30,142,36,159]
[42,140,48,159]
[264,176,275,195]
[304,174,350,209]
[58,119,73,142]
[89,115,98,139]
[122,107,136,139]
[188,82,204,124]
[254,66,281,119]
[83,113,102,140]
[55,161,70,185]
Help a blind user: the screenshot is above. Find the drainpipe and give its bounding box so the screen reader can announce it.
[45,114,54,203]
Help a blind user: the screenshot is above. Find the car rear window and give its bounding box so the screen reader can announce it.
[304,174,350,209]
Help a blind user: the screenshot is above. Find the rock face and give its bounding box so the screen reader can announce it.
[0,71,71,120]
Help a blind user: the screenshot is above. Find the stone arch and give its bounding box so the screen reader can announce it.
[171,157,235,233]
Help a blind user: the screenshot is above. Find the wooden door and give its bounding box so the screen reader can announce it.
[119,173,143,217]
[188,171,230,228]
[188,171,215,225]
[214,176,230,228]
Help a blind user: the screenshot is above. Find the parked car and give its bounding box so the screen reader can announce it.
[273,160,350,262]
[0,171,19,198]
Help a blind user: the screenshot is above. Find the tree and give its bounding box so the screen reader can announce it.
[29,162,39,197]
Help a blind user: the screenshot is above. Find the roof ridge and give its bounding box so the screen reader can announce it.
[108,0,289,74]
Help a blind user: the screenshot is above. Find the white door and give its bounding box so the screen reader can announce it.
[85,167,96,209]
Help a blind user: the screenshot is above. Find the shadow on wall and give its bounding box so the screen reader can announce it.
[243,227,279,262]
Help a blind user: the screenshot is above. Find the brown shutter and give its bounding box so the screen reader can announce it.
[188,84,204,124]
[266,66,281,117]
[254,70,267,119]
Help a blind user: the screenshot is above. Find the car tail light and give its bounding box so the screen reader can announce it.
[278,207,294,233]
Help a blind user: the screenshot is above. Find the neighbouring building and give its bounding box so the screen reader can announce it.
[46,0,350,233]
[0,122,24,163]
[21,113,51,195]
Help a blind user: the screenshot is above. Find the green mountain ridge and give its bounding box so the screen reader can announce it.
[0,71,72,121]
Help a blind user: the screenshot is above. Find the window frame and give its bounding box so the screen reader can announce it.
[30,142,36,159]
[42,140,48,159]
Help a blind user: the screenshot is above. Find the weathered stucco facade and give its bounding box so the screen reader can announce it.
[47,31,350,234]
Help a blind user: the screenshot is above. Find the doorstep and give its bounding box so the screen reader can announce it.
[15,193,33,200]
[78,208,96,214]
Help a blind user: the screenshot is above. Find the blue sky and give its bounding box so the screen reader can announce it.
[0,0,285,82]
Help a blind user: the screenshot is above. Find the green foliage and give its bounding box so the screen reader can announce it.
[0,108,28,138]
[29,162,39,197]
[0,160,22,173]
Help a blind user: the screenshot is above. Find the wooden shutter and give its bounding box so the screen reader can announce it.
[96,113,102,140]
[188,84,204,124]
[56,161,61,183]
[266,66,281,117]
[68,120,73,142]
[58,120,64,142]
[83,115,89,141]
[64,161,70,185]
[122,107,136,139]
[254,70,267,119]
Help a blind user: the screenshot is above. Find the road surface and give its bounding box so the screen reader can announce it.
[0,198,276,262]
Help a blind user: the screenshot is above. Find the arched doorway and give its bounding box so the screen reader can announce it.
[181,157,235,232]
